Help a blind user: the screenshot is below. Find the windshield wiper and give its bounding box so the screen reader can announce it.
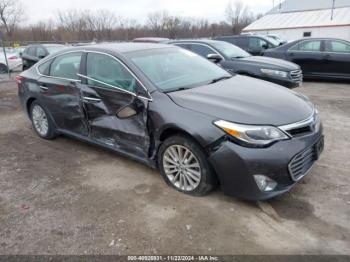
[209,76,232,84]
[164,87,192,93]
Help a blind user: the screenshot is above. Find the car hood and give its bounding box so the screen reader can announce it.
[168,75,313,126]
[236,56,299,70]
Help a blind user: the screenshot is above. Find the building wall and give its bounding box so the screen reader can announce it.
[248,26,350,42]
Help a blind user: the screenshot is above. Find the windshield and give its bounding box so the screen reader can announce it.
[129,48,231,92]
[261,36,279,47]
[46,45,66,54]
[211,41,250,59]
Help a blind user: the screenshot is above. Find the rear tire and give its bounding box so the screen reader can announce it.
[158,135,217,196]
[30,101,56,140]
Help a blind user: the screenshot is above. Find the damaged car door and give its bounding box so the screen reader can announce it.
[78,52,151,159]
[36,51,89,136]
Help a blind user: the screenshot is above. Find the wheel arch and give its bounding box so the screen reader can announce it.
[26,97,37,116]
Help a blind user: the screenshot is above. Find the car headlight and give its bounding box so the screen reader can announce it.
[261,69,288,78]
[214,120,290,147]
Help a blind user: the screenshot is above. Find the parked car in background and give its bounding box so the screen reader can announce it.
[132,37,170,43]
[0,49,23,73]
[263,38,350,80]
[170,39,302,88]
[17,43,323,200]
[215,35,280,56]
[21,44,67,70]
[267,34,287,45]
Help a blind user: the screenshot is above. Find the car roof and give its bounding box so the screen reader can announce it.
[170,39,222,45]
[132,37,170,43]
[51,43,176,55]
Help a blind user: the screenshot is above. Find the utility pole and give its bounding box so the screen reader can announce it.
[331,0,336,20]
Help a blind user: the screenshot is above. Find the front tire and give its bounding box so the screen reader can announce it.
[30,101,56,139]
[158,135,217,196]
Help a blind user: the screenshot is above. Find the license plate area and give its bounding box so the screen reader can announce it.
[314,136,324,160]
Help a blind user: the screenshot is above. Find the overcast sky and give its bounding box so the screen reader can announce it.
[23,0,274,24]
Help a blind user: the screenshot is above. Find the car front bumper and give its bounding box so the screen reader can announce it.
[262,76,302,89]
[208,127,323,200]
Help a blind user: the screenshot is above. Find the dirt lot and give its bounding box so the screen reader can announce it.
[0,80,349,255]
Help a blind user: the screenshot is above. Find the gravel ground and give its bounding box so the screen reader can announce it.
[0,80,349,255]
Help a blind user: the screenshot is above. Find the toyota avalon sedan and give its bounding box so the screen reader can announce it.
[170,39,302,88]
[17,43,324,200]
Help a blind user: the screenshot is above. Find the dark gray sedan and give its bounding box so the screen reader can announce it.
[17,43,323,200]
[170,39,302,88]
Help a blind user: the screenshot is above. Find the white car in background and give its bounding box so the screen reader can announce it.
[0,49,23,73]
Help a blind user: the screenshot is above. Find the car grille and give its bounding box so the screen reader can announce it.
[288,146,316,181]
[290,70,303,83]
[279,111,320,137]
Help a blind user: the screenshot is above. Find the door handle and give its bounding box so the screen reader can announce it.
[39,85,48,91]
[83,96,101,103]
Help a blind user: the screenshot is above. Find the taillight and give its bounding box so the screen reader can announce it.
[16,75,24,85]
[8,56,18,60]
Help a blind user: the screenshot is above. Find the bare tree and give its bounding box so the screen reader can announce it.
[0,0,25,38]
[225,0,251,34]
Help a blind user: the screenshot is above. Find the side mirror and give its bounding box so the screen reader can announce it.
[116,104,138,119]
[207,54,223,63]
[262,44,268,49]
[19,52,23,58]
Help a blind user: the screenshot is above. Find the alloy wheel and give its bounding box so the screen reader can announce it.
[32,105,49,136]
[162,145,202,191]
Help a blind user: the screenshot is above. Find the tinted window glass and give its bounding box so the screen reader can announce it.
[36,47,46,58]
[46,45,66,54]
[211,41,250,58]
[291,40,321,52]
[38,60,51,75]
[248,38,268,49]
[27,47,36,56]
[190,44,214,57]
[326,40,350,53]
[50,52,82,80]
[173,43,191,51]
[129,48,231,92]
[86,53,137,93]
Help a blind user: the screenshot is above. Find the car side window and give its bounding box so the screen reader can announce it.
[290,41,321,52]
[86,53,137,93]
[36,47,46,58]
[190,44,214,57]
[248,38,267,50]
[38,60,51,75]
[50,52,82,80]
[325,40,350,53]
[27,47,36,56]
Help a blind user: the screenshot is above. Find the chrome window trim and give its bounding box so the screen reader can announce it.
[174,42,225,61]
[77,73,151,101]
[288,40,322,53]
[36,50,84,83]
[83,51,152,101]
[324,39,350,54]
[35,49,153,101]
